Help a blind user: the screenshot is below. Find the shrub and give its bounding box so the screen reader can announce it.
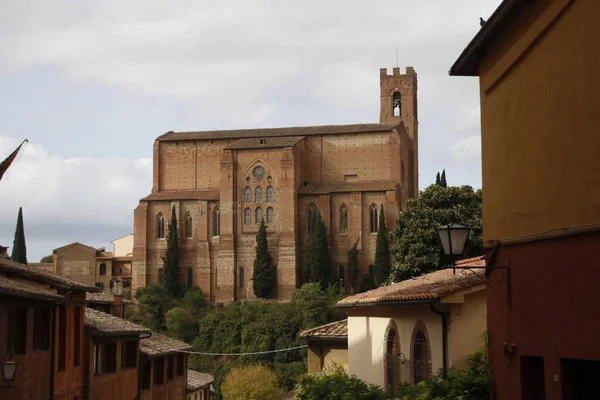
[295,367,390,400]
[221,364,281,400]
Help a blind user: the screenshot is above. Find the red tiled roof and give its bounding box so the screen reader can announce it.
[298,181,398,195]
[0,277,63,302]
[299,319,347,339]
[140,189,220,202]
[157,122,400,142]
[337,257,486,307]
[226,136,305,150]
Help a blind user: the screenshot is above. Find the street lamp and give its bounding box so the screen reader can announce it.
[1,360,18,388]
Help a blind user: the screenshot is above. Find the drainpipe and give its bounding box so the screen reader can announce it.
[430,302,448,376]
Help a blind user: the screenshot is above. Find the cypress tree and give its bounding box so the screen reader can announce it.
[347,239,360,294]
[253,220,275,298]
[11,207,27,264]
[374,205,391,286]
[163,206,181,298]
[435,172,441,186]
[440,169,447,188]
[304,211,331,288]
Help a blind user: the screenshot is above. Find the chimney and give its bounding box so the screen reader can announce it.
[0,246,9,259]
[113,280,125,319]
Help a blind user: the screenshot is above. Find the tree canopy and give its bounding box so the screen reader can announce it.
[11,207,27,264]
[40,255,53,263]
[374,204,391,286]
[221,365,281,400]
[303,211,331,288]
[390,184,482,281]
[347,239,360,293]
[163,206,181,298]
[253,220,275,298]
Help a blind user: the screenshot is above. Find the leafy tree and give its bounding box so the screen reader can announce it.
[435,172,441,186]
[180,286,208,317]
[347,239,360,293]
[292,283,329,330]
[40,255,53,263]
[390,184,482,281]
[253,220,275,298]
[165,307,198,343]
[11,207,27,264]
[304,212,331,288]
[163,206,181,298]
[295,367,391,400]
[374,205,391,286]
[440,169,447,188]
[221,365,281,400]
[133,284,171,331]
[359,271,376,292]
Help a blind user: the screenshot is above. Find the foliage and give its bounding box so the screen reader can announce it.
[390,185,482,281]
[359,270,376,292]
[253,220,275,298]
[395,347,489,400]
[221,364,281,400]
[295,367,391,400]
[122,288,132,300]
[11,207,27,264]
[132,284,171,331]
[179,286,208,317]
[374,205,391,286]
[292,283,329,330]
[347,239,360,293]
[440,169,447,188]
[304,211,331,288]
[163,206,181,298]
[435,172,441,186]
[165,307,198,343]
[40,255,53,263]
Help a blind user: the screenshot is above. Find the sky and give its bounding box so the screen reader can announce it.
[0,0,500,262]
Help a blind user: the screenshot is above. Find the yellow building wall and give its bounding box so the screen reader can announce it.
[307,342,348,373]
[478,0,600,242]
[323,348,348,371]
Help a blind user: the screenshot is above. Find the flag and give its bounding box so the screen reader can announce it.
[0,139,28,182]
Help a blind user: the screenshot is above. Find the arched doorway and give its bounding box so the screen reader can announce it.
[384,320,401,391]
[411,320,432,383]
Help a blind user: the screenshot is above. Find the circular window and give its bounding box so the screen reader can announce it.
[268,175,272,182]
[253,166,265,180]
[246,176,251,183]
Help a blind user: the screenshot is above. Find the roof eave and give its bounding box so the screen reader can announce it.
[336,298,436,309]
[302,335,348,342]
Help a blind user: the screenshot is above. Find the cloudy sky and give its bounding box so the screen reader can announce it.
[0,0,499,261]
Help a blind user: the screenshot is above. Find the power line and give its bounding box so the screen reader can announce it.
[176,344,308,357]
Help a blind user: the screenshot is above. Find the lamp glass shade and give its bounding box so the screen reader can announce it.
[2,360,18,382]
[437,223,471,257]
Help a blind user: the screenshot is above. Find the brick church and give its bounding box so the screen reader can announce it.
[133,67,419,303]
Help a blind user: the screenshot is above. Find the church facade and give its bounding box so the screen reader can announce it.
[133,67,419,303]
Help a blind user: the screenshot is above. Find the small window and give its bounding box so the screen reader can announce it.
[266,186,274,202]
[74,306,81,367]
[255,187,263,203]
[167,355,174,381]
[244,187,251,203]
[95,282,104,291]
[121,340,138,370]
[185,213,193,238]
[157,213,165,239]
[370,205,378,234]
[99,263,107,276]
[58,306,67,370]
[154,358,165,385]
[266,207,274,224]
[255,207,263,224]
[338,265,345,284]
[141,359,151,390]
[244,208,251,225]
[340,205,348,235]
[393,91,401,117]
[239,267,245,288]
[95,342,117,374]
[158,268,164,284]
[212,208,220,237]
[177,353,185,376]
[33,307,51,351]
[6,306,27,355]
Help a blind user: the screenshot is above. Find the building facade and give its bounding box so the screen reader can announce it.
[450,0,600,398]
[300,319,348,373]
[133,67,419,302]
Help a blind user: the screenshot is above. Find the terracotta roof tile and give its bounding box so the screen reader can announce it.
[187,370,214,391]
[140,332,192,357]
[84,307,150,336]
[298,181,398,195]
[86,292,134,305]
[0,258,100,292]
[226,136,305,150]
[299,319,347,339]
[157,122,400,142]
[0,277,63,302]
[140,189,220,202]
[337,257,486,307]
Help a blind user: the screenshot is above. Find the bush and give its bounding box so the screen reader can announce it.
[295,367,391,400]
[221,364,281,400]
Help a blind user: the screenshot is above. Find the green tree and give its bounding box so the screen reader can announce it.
[440,169,447,188]
[347,239,360,293]
[180,286,208,317]
[295,367,391,400]
[221,365,281,400]
[304,212,331,288]
[435,172,441,186]
[390,184,482,281]
[40,255,53,263]
[163,206,181,298]
[253,220,275,298]
[11,207,27,264]
[292,283,329,330]
[133,284,171,331]
[374,205,391,286]
[165,307,198,343]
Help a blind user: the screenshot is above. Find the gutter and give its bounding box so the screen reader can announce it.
[336,299,434,309]
[429,303,448,376]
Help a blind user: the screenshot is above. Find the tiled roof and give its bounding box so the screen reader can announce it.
[0,258,100,292]
[157,122,400,142]
[0,277,64,302]
[86,292,134,305]
[298,181,398,195]
[140,189,220,202]
[337,257,486,307]
[84,307,150,336]
[226,136,305,150]
[187,370,214,391]
[300,319,347,339]
[140,332,192,357]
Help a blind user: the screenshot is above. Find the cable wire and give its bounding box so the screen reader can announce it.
[174,344,308,357]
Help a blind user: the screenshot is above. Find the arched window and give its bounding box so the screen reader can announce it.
[393,91,401,117]
[338,265,345,284]
[266,186,274,202]
[255,187,263,203]
[185,213,193,238]
[340,205,348,235]
[212,208,220,237]
[384,321,401,391]
[267,207,274,224]
[157,213,165,239]
[244,187,251,203]
[244,208,251,225]
[369,264,375,277]
[370,205,378,233]
[238,267,245,288]
[255,207,263,224]
[411,321,432,384]
[99,263,106,276]
[307,204,317,232]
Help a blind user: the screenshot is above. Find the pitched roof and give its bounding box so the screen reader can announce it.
[0,277,64,302]
[140,189,220,202]
[86,292,134,305]
[187,370,214,391]
[226,136,305,150]
[157,122,400,142]
[337,257,486,307]
[84,307,150,336]
[298,181,398,195]
[140,332,192,358]
[0,258,100,292]
[299,319,347,340]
